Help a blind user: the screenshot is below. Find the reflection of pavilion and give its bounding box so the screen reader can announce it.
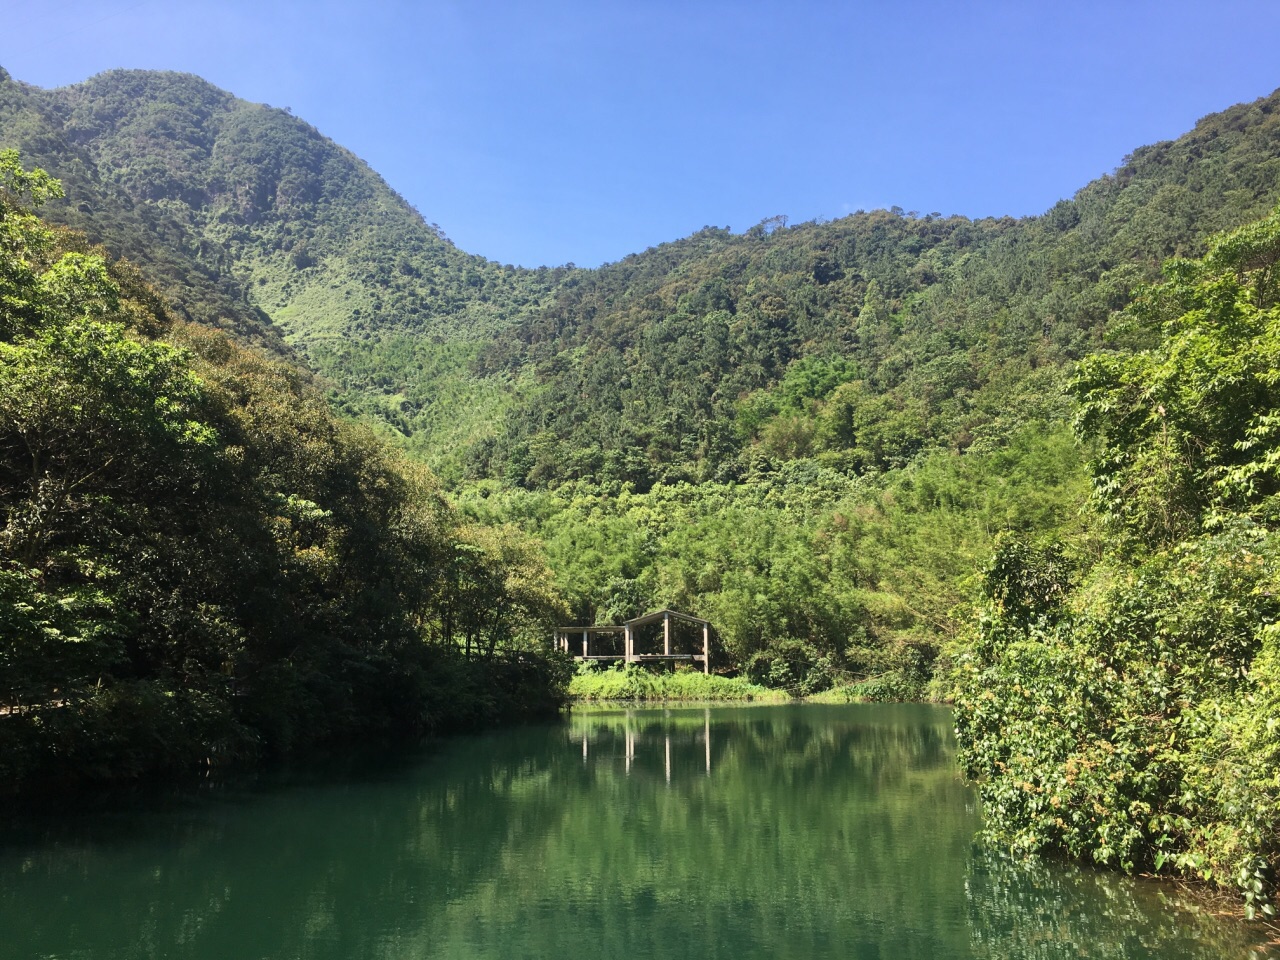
[573,708,715,780]
[554,609,711,673]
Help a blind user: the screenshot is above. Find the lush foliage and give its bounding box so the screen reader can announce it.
[6,71,1280,490]
[7,69,1280,703]
[954,208,1280,914]
[466,93,1280,491]
[460,425,1088,698]
[0,68,574,461]
[568,663,786,702]
[12,70,1280,915]
[0,154,569,790]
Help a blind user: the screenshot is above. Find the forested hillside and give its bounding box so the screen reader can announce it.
[6,69,1280,491]
[6,68,1280,701]
[0,150,567,792]
[477,94,1280,489]
[0,68,282,352]
[0,67,577,459]
[456,89,1280,697]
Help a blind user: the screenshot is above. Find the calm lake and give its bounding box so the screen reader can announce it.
[0,703,1272,959]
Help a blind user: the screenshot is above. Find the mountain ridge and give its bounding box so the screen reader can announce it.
[0,67,576,457]
[4,67,1280,488]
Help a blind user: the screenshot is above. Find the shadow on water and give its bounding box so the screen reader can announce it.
[0,703,1271,959]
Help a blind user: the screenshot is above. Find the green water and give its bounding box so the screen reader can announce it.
[0,704,1271,959]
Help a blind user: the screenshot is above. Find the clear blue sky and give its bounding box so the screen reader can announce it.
[6,1,1280,268]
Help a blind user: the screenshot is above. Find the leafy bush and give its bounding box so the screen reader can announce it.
[955,207,1280,915]
[569,663,787,702]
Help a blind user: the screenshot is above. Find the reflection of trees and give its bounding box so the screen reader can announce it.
[0,728,570,960]
[964,849,1270,960]
[0,705,1262,959]
[438,703,980,960]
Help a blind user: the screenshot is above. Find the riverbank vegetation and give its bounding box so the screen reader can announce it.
[459,425,1086,699]
[568,664,786,702]
[953,208,1280,916]
[0,152,568,792]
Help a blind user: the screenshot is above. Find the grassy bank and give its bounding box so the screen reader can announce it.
[569,665,789,702]
[804,670,931,703]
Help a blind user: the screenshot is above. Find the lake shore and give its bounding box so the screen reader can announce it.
[567,667,789,702]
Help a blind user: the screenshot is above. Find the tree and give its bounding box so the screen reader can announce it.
[957,206,1280,915]
[0,149,62,338]
[1072,204,1280,544]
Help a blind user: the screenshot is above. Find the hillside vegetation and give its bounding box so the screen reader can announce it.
[0,150,567,791]
[5,69,1280,487]
[7,69,1280,701]
[477,95,1280,489]
[956,209,1280,916]
[453,89,1280,696]
[0,66,580,460]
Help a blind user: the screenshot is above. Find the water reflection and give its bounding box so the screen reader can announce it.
[0,704,1270,959]
[572,707,717,778]
[966,848,1280,959]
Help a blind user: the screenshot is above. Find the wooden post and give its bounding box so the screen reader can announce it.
[582,629,588,659]
[663,612,671,656]
[624,624,633,663]
[702,622,710,674]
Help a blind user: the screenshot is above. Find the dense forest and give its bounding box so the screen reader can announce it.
[5,69,1279,488]
[7,70,1280,695]
[0,149,567,791]
[0,66,574,458]
[5,64,1280,909]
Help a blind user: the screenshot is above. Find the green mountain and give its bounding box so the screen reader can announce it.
[476,95,1280,489]
[0,67,281,351]
[6,67,1280,493]
[0,66,576,461]
[7,67,1280,680]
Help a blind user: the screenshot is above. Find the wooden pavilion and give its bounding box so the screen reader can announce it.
[555,609,712,673]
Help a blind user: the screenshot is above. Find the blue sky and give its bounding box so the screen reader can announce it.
[6,1,1280,268]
